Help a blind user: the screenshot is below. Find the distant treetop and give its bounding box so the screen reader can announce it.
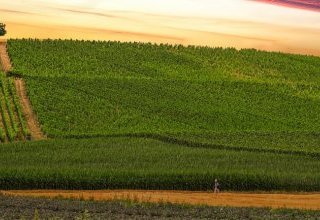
[0,23,6,36]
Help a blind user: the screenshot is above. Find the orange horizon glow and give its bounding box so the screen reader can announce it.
[0,0,319,56]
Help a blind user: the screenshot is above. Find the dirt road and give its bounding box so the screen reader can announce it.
[2,190,320,210]
[0,41,12,72]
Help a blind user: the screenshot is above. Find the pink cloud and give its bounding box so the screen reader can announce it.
[255,0,320,12]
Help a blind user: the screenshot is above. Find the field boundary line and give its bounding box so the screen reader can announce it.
[56,133,320,158]
[0,41,45,141]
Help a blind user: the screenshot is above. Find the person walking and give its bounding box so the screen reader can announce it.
[213,179,220,193]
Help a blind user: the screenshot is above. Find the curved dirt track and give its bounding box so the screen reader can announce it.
[2,190,320,210]
[0,41,45,141]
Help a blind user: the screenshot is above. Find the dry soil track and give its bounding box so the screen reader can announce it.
[0,42,12,72]
[2,190,320,211]
[0,41,45,141]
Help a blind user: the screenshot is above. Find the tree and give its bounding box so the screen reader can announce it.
[0,23,6,36]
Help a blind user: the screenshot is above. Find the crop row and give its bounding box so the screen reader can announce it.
[21,75,320,154]
[0,124,4,142]
[7,78,29,137]
[7,39,320,85]
[0,73,28,142]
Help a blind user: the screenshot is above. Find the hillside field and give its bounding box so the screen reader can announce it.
[0,39,319,191]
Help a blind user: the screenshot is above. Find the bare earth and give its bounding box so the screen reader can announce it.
[2,190,320,210]
[0,41,45,141]
[0,42,12,72]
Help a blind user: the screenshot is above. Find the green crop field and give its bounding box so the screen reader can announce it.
[0,138,320,191]
[0,39,319,191]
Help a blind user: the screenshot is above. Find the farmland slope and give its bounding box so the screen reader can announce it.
[0,39,319,191]
[6,39,320,154]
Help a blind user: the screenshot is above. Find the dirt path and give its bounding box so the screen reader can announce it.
[0,42,12,72]
[2,190,320,211]
[0,41,45,141]
[14,79,45,140]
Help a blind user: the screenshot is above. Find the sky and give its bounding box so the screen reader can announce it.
[0,0,319,56]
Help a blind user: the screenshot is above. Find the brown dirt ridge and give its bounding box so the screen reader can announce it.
[2,190,320,211]
[0,41,45,141]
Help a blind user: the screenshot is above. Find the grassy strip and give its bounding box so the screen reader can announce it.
[57,133,320,158]
[7,77,29,138]
[0,75,18,139]
[0,127,4,142]
[0,137,319,191]
[0,87,15,141]
[0,73,5,142]
[0,73,28,141]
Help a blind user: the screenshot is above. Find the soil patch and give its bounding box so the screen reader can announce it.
[0,42,12,72]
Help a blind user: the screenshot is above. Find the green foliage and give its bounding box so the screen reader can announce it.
[3,39,320,191]
[0,127,4,142]
[1,76,18,140]
[0,23,6,36]
[0,138,319,191]
[0,77,15,141]
[7,78,29,138]
[33,209,39,220]
[0,73,28,142]
[6,39,320,153]
[172,132,320,156]
[75,209,91,220]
